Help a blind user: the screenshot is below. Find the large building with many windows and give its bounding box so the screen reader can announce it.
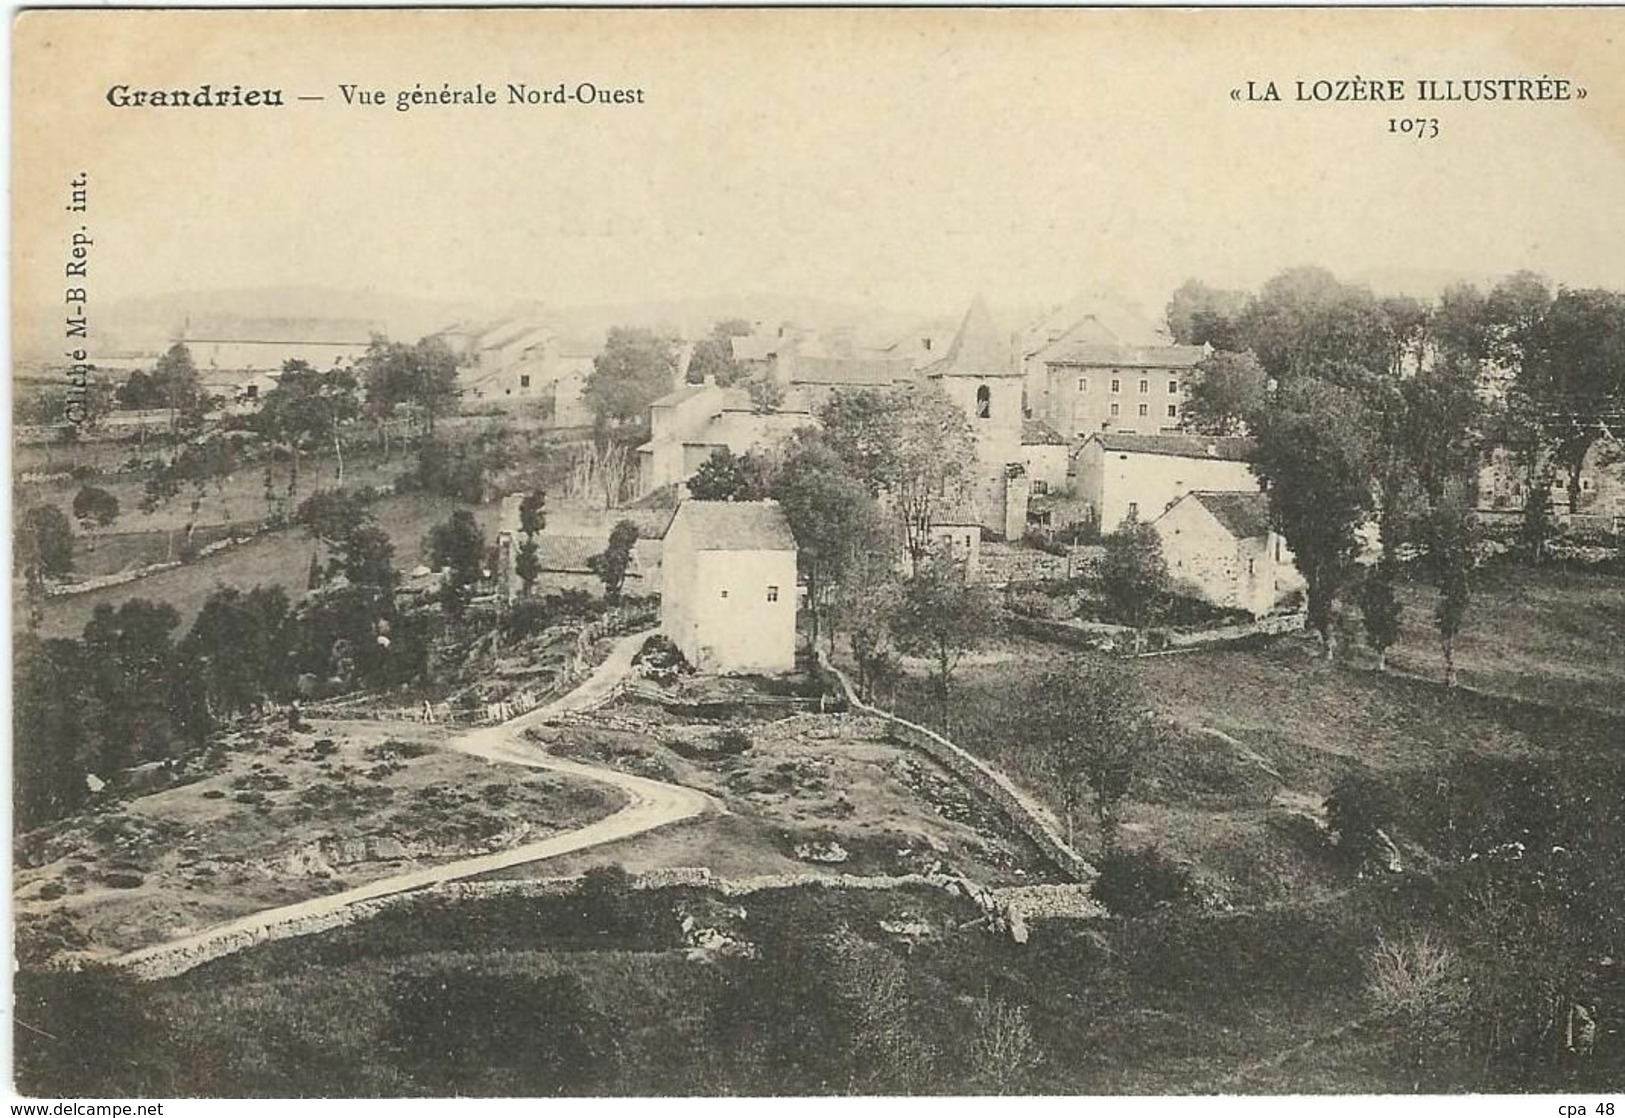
[1026,337,1208,441]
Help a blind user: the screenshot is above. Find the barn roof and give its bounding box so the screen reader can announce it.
[1189,490,1271,539]
[670,500,796,552]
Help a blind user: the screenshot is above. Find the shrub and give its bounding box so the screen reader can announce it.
[384,969,621,1093]
[1092,846,1197,917]
[714,727,753,755]
[1324,774,1398,868]
[504,598,553,641]
[14,964,179,1095]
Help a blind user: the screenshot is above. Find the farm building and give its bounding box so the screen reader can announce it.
[661,500,798,675]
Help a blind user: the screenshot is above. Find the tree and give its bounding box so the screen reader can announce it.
[256,359,362,490]
[518,489,548,537]
[820,384,974,568]
[428,510,487,590]
[358,335,461,436]
[1182,350,1268,435]
[1020,657,1151,848]
[1424,493,1479,687]
[770,435,887,653]
[685,319,752,387]
[80,599,183,770]
[337,524,397,591]
[1521,288,1625,512]
[1519,478,1556,561]
[71,485,120,533]
[687,446,773,502]
[834,551,901,703]
[1165,279,1249,349]
[588,520,640,603]
[514,488,547,598]
[1096,510,1170,634]
[1236,267,1394,389]
[16,505,75,585]
[180,586,293,719]
[889,554,998,732]
[14,633,91,827]
[1250,378,1375,658]
[583,327,678,428]
[1359,561,1403,672]
[514,539,542,598]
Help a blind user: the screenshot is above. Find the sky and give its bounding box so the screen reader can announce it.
[13,8,1625,345]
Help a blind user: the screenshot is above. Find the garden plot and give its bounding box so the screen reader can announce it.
[518,696,1055,884]
[13,718,624,960]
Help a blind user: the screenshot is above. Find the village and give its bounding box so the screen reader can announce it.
[12,269,1625,1097]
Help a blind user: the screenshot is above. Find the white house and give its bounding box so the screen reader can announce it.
[635,381,815,497]
[1071,432,1259,532]
[1154,490,1304,617]
[661,500,799,674]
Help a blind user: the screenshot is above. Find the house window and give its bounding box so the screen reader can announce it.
[1582,478,1594,491]
[767,585,779,602]
[1138,404,1149,417]
[520,374,531,388]
[1248,558,1256,576]
[1110,403,1120,417]
[245,385,258,400]
[1032,479,1049,496]
[923,338,933,352]
[1168,379,1179,394]
[1126,502,1139,517]
[1110,379,1121,393]
[719,589,729,599]
[1139,379,1149,394]
[976,384,992,419]
[1167,404,1178,418]
[1077,377,1088,392]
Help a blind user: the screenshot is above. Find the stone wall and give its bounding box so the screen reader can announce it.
[817,652,1093,883]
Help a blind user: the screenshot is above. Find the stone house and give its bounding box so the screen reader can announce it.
[661,500,799,674]
[1154,490,1304,617]
[496,499,673,602]
[1476,432,1625,531]
[634,381,817,496]
[1071,432,1259,533]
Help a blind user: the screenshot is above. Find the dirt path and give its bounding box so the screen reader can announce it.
[115,629,717,974]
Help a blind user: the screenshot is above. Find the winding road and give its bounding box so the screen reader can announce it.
[116,629,718,977]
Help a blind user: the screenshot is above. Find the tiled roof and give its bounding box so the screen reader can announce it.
[1022,418,1067,446]
[671,500,796,552]
[1038,340,1207,368]
[1189,490,1271,539]
[650,384,712,408]
[786,354,913,387]
[1088,432,1255,461]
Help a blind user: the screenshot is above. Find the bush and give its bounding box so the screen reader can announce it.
[714,727,753,755]
[1324,774,1397,868]
[504,598,553,641]
[1092,846,1197,917]
[13,965,179,1096]
[384,968,621,1094]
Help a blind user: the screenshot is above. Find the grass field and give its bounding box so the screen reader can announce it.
[883,562,1623,909]
[36,491,502,638]
[1385,562,1625,715]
